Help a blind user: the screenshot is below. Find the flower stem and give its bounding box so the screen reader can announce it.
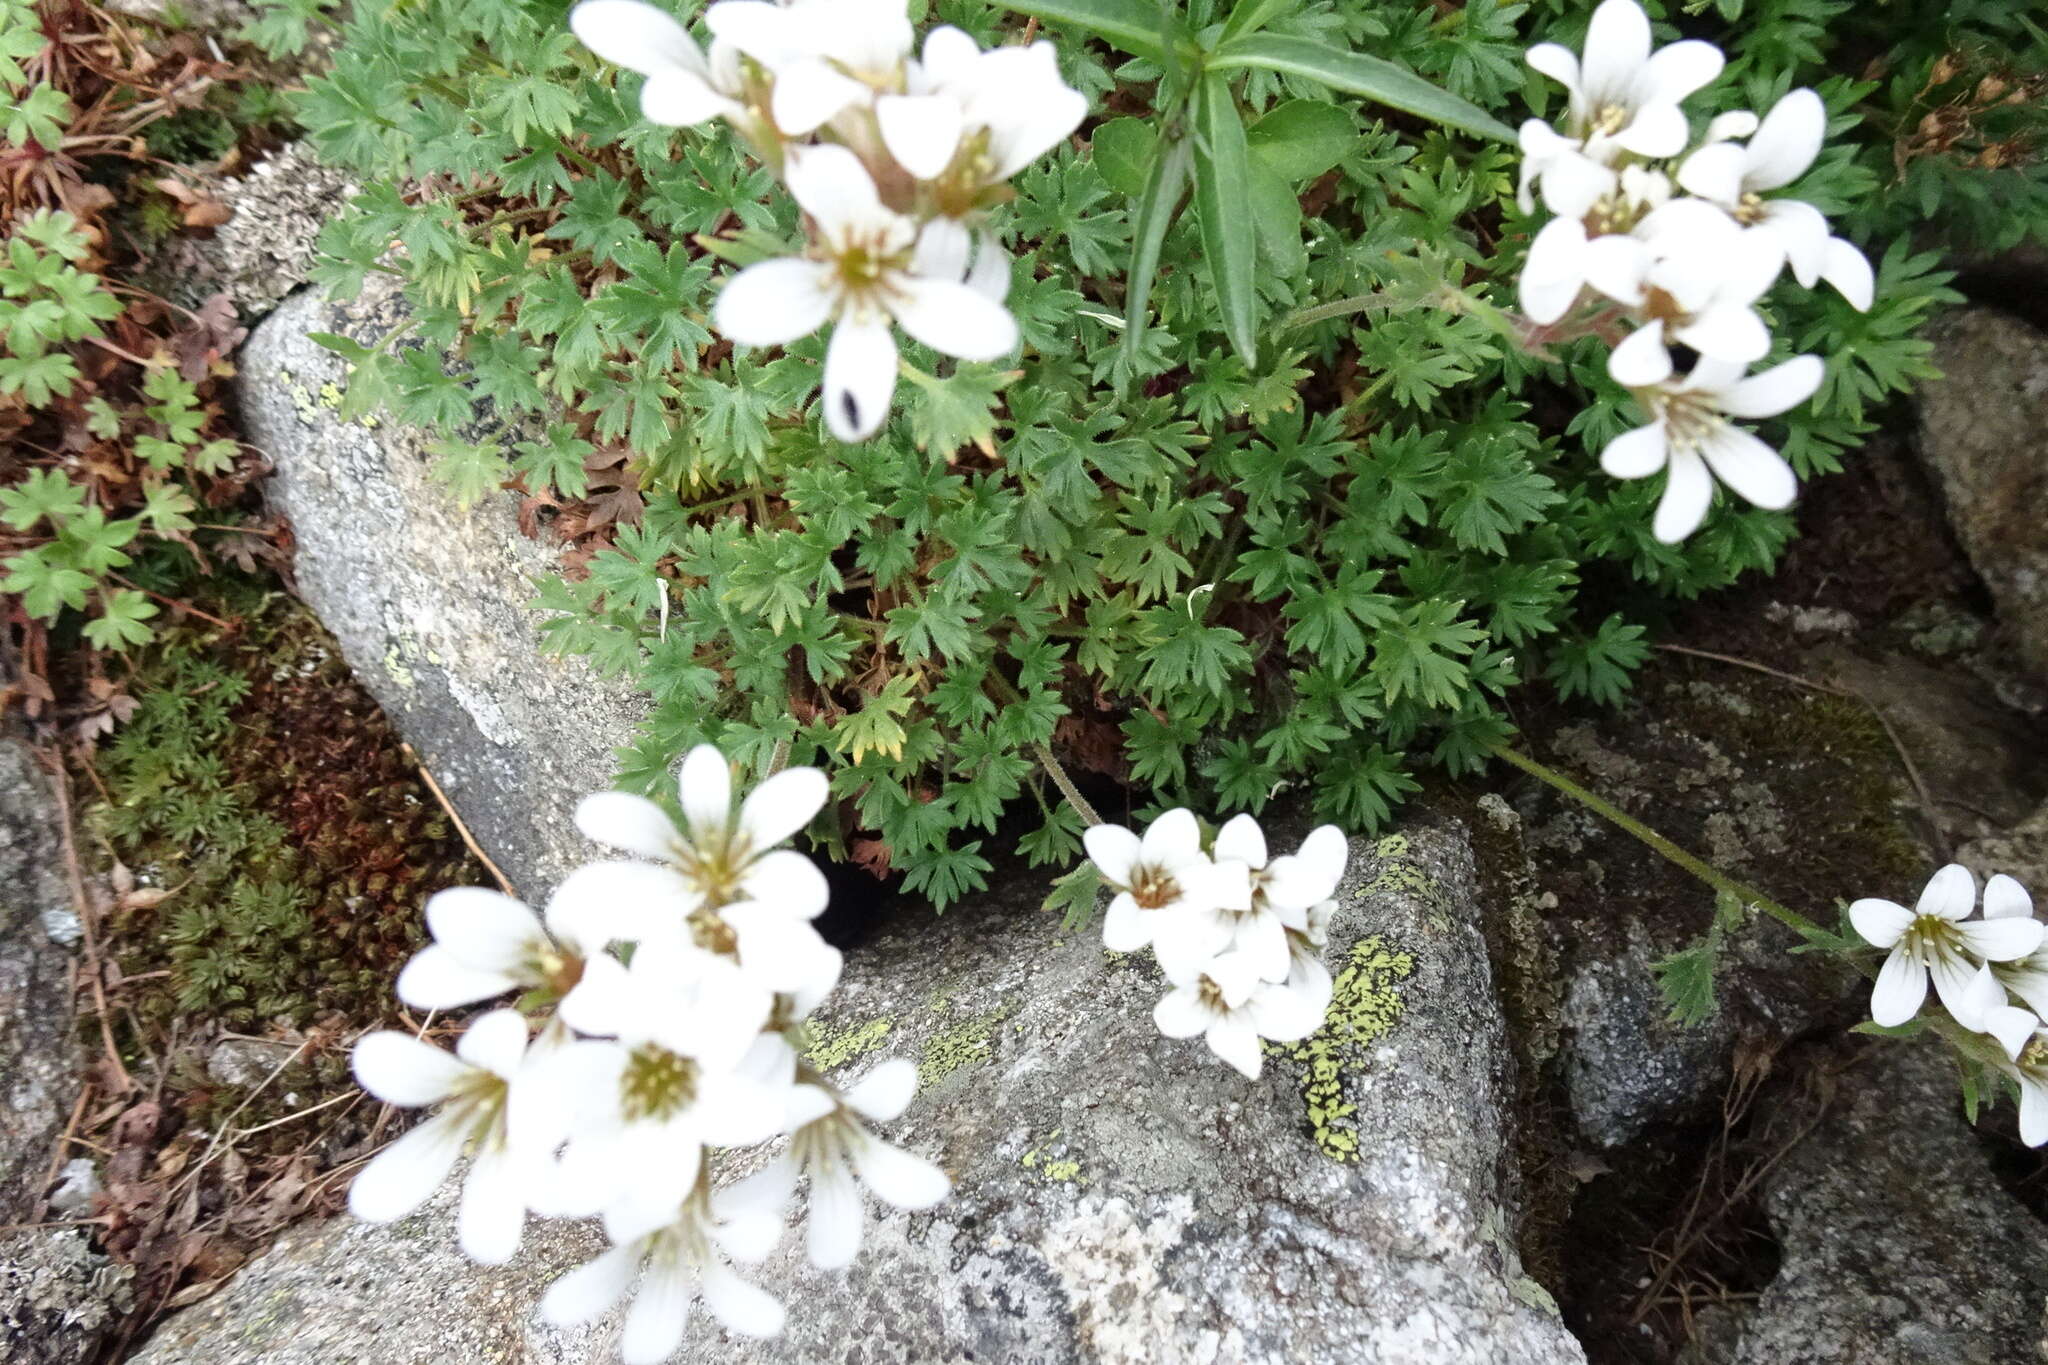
[1033,741,1101,829]
[1490,743,1827,943]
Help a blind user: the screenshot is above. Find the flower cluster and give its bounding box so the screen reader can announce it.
[348,747,948,1363]
[1851,864,2048,1145]
[1515,0,1875,543]
[1083,811,1347,1079]
[569,0,1086,441]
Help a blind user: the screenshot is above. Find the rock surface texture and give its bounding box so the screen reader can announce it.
[1700,1042,2048,1364]
[135,820,1583,1365]
[0,738,130,1363]
[241,283,645,895]
[1918,306,2048,681]
[155,144,359,319]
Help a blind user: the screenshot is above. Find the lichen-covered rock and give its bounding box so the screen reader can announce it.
[152,145,359,321]
[134,821,1584,1365]
[1960,798,2048,896]
[1918,307,2048,682]
[1703,1042,2048,1364]
[239,283,645,895]
[0,1229,134,1365]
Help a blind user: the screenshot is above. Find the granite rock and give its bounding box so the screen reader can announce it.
[239,281,646,896]
[134,820,1584,1365]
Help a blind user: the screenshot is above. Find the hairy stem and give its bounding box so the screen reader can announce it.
[1033,741,1102,828]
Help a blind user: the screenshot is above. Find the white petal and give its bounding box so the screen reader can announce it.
[671,743,732,840]
[717,1155,798,1233]
[1676,142,1747,206]
[620,1259,693,1365]
[1674,305,1770,365]
[771,57,871,136]
[1518,269,1584,329]
[1153,985,1211,1038]
[2022,1076,2048,1148]
[426,887,544,970]
[1744,88,1825,190]
[1101,893,1148,952]
[1819,236,1874,311]
[1580,232,1650,307]
[739,848,830,917]
[1612,102,1688,159]
[1205,1017,1264,1080]
[823,314,899,442]
[551,859,699,949]
[1641,39,1725,107]
[353,1031,468,1106]
[1245,980,1324,1042]
[985,85,1089,180]
[1652,449,1714,543]
[782,1082,837,1128]
[541,1244,640,1326]
[641,68,735,126]
[1152,916,1233,984]
[1579,0,1650,108]
[397,947,521,1012]
[456,1008,530,1077]
[919,23,980,85]
[1608,320,1674,386]
[1601,420,1669,480]
[1848,897,1913,949]
[1929,949,1981,1025]
[1869,948,1927,1027]
[700,1262,785,1338]
[1083,824,1142,886]
[701,0,806,64]
[843,1056,919,1122]
[785,143,889,230]
[1697,425,1797,512]
[715,258,836,348]
[912,216,970,281]
[849,1133,951,1208]
[1524,42,1579,91]
[876,93,965,180]
[1760,199,1829,282]
[458,1148,528,1265]
[806,1161,864,1269]
[1235,913,1293,984]
[1213,813,1268,870]
[1539,153,1617,220]
[725,904,828,990]
[576,791,680,861]
[571,0,707,77]
[1714,354,1823,418]
[737,765,829,850]
[1986,875,2036,922]
[1960,916,2048,963]
[1919,864,1977,921]
[347,1114,467,1222]
[1705,110,1759,142]
[557,953,635,1036]
[890,277,1018,362]
[966,229,1010,304]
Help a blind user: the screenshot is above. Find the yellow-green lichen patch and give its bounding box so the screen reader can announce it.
[917,999,1014,1088]
[1020,1128,1088,1185]
[1278,935,1415,1162]
[802,1016,894,1072]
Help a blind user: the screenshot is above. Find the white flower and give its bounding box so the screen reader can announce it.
[1985,874,2048,1018]
[348,1009,561,1264]
[705,0,912,137]
[542,941,793,1230]
[570,0,748,129]
[1957,965,2041,1060]
[875,26,1087,193]
[1676,88,1874,310]
[1524,0,1724,163]
[1594,199,1784,371]
[1084,808,1248,981]
[541,1187,785,1364]
[1600,354,1822,543]
[713,144,1019,441]
[1850,864,2048,1029]
[1999,1027,2048,1148]
[722,1057,950,1269]
[1153,947,1324,1080]
[1205,816,1347,982]
[395,879,623,1011]
[1515,118,1617,220]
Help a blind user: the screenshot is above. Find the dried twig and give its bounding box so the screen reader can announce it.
[401,742,516,897]
[45,750,134,1093]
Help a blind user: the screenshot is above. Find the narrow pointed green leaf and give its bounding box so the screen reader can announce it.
[1118,131,1193,387]
[994,0,1167,58]
[1192,74,1258,367]
[1206,34,1517,143]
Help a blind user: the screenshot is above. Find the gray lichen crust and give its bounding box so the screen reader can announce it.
[133,818,1583,1365]
[240,282,647,895]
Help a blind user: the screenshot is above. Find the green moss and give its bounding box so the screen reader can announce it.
[1277,934,1415,1163]
[917,999,1014,1088]
[802,1016,893,1072]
